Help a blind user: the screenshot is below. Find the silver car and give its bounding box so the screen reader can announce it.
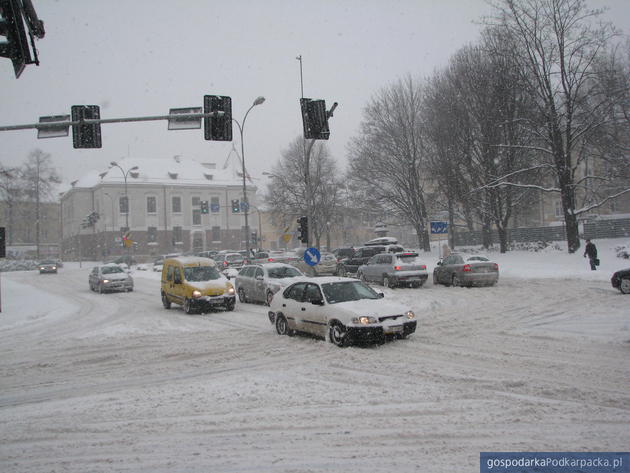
[357,252,428,288]
[291,250,337,276]
[432,254,499,287]
[89,264,134,293]
[235,263,305,306]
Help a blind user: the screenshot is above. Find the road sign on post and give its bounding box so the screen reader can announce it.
[304,247,321,267]
[430,221,448,234]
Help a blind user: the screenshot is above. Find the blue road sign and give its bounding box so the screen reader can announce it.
[304,247,321,267]
[430,221,448,234]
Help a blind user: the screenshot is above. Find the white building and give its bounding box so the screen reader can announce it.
[60,155,258,261]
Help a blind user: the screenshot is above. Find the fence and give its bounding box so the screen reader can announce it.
[451,218,630,247]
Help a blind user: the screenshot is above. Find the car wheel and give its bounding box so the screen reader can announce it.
[127,287,133,292]
[225,299,235,311]
[275,314,293,336]
[183,298,195,314]
[266,291,274,306]
[161,292,171,309]
[620,277,630,294]
[412,281,421,288]
[238,288,247,303]
[383,275,395,288]
[98,283,104,294]
[432,273,439,285]
[452,274,461,287]
[329,322,348,347]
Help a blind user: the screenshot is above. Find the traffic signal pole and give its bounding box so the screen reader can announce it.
[0,111,225,133]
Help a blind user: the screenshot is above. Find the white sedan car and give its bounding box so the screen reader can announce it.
[267,277,417,347]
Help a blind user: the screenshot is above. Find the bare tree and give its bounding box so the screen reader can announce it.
[0,164,26,246]
[21,150,61,259]
[348,76,432,251]
[264,137,342,249]
[488,0,622,252]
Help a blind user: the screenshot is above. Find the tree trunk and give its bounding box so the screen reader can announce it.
[497,226,508,253]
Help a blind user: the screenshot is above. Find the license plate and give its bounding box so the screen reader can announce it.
[385,325,403,334]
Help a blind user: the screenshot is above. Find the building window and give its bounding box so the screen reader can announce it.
[211,226,221,242]
[147,196,157,214]
[172,226,182,244]
[211,196,220,213]
[147,226,158,243]
[172,196,181,213]
[119,196,128,214]
[554,200,563,218]
[192,197,201,225]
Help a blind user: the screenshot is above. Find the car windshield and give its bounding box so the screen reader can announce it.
[267,266,302,278]
[184,266,221,282]
[39,260,55,264]
[322,281,379,304]
[226,255,243,262]
[102,266,123,275]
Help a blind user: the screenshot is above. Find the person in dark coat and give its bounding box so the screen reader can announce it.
[583,239,598,270]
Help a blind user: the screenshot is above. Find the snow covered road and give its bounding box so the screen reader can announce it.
[0,255,628,473]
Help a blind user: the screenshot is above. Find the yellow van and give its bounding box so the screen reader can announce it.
[161,256,236,314]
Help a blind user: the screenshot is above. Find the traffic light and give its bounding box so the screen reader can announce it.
[251,230,258,243]
[204,95,232,141]
[200,200,209,214]
[297,216,308,244]
[231,199,240,213]
[0,226,5,258]
[0,0,33,78]
[71,105,102,149]
[300,98,330,140]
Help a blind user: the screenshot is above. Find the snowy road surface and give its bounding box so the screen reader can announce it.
[1,251,629,472]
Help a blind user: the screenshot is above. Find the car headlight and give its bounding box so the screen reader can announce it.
[226,283,235,295]
[102,279,109,284]
[192,290,202,298]
[406,310,415,320]
[352,316,378,325]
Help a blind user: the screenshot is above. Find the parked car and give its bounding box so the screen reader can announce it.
[611,268,630,294]
[291,249,337,276]
[268,277,417,347]
[37,260,58,274]
[197,250,219,260]
[332,247,355,262]
[160,256,235,313]
[358,251,428,288]
[336,246,386,277]
[217,252,245,270]
[235,263,305,305]
[433,254,499,287]
[89,264,134,293]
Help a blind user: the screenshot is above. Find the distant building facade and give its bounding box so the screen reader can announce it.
[60,156,259,261]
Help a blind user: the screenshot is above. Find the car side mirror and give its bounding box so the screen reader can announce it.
[377,292,384,298]
[256,275,264,281]
[436,261,442,266]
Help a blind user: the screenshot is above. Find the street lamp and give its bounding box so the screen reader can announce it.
[232,96,265,255]
[109,161,139,261]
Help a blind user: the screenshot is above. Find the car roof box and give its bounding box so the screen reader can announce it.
[364,237,398,246]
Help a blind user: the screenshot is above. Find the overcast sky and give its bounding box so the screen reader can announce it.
[1,0,628,189]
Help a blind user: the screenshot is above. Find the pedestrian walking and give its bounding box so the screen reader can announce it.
[583,239,598,271]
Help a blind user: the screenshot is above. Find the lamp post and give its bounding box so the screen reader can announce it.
[232,96,265,256]
[109,161,139,261]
